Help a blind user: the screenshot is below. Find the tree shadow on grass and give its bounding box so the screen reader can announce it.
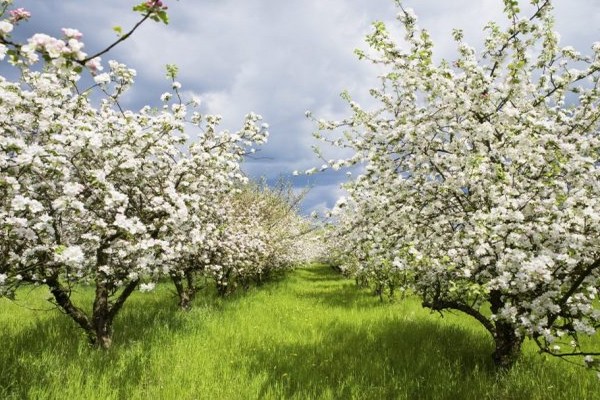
[292,265,402,310]
[289,265,369,307]
[245,317,496,400]
[0,290,208,399]
[293,281,385,310]
[295,264,347,283]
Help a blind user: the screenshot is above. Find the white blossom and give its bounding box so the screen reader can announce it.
[139,282,155,293]
[55,246,85,267]
[0,20,13,34]
[93,73,110,85]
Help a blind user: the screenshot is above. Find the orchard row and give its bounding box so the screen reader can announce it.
[0,1,322,349]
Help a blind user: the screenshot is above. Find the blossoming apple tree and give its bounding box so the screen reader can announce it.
[0,0,268,348]
[318,0,600,369]
[170,179,323,304]
[227,180,323,286]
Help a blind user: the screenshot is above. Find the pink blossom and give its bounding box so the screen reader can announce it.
[145,0,167,10]
[9,8,31,23]
[85,57,103,73]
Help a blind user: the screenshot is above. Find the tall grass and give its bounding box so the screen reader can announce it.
[1,264,598,399]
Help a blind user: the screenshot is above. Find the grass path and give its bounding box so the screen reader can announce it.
[1,264,599,399]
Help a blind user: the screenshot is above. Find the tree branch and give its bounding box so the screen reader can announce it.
[79,8,157,65]
[422,298,495,336]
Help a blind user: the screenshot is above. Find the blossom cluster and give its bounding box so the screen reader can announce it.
[0,10,100,73]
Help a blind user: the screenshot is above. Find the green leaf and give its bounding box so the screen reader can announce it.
[495,165,507,181]
[113,26,123,37]
[6,49,18,63]
[165,64,179,79]
[157,10,169,25]
[133,4,147,13]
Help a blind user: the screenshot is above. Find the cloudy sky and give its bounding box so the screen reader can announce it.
[8,0,600,213]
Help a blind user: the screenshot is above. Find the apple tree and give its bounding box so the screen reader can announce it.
[318,0,600,369]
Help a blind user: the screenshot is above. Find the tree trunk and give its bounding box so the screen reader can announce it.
[172,271,196,311]
[92,280,113,349]
[92,315,113,349]
[216,268,234,297]
[489,290,523,368]
[492,321,523,368]
[47,276,119,348]
[47,277,95,343]
[172,274,191,310]
[90,274,138,349]
[421,290,523,369]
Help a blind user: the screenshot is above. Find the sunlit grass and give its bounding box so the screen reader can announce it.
[1,264,598,399]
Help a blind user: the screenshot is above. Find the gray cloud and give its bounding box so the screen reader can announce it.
[7,0,600,213]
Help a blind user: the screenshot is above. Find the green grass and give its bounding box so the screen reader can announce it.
[1,264,599,399]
